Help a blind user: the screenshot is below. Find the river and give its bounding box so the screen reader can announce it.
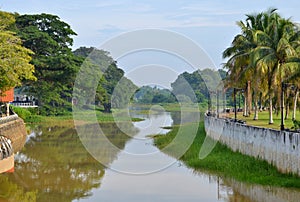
[0,110,300,201]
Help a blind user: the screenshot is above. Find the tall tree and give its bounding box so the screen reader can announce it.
[15,13,81,115]
[251,10,300,124]
[0,11,35,93]
[74,47,137,112]
[223,8,300,124]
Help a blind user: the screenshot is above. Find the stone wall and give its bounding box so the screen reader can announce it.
[204,115,300,176]
[0,115,27,153]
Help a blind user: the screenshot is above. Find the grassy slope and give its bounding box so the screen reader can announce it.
[154,122,300,188]
[13,106,143,125]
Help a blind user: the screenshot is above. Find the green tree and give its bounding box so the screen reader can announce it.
[134,86,176,104]
[15,13,81,115]
[0,11,35,93]
[223,10,269,119]
[100,62,134,112]
[171,69,227,105]
[223,8,300,124]
[73,47,137,112]
[251,10,300,124]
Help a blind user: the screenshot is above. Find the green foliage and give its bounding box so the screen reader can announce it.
[11,106,42,122]
[15,13,82,115]
[134,86,176,104]
[171,68,228,104]
[111,76,138,108]
[73,47,114,71]
[292,119,300,130]
[223,8,300,122]
[11,106,31,120]
[0,11,35,92]
[74,47,137,112]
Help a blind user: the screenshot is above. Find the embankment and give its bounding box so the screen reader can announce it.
[0,115,27,153]
[205,115,300,176]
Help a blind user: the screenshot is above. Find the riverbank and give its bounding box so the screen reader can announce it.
[12,106,143,125]
[154,121,300,188]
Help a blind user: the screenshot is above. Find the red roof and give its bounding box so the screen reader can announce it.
[0,89,14,102]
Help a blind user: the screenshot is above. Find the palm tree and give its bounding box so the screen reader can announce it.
[251,10,300,124]
[224,8,300,125]
[223,9,274,119]
[287,70,300,120]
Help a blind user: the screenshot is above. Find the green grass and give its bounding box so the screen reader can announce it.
[13,106,143,125]
[226,110,300,130]
[154,122,300,188]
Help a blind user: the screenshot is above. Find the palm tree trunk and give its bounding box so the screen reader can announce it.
[243,95,247,116]
[293,89,299,120]
[268,68,274,124]
[253,97,258,120]
[247,81,252,116]
[269,96,274,124]
[285,101,289,120]
[259,93,263,111]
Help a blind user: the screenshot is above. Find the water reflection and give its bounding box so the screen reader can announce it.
[170,111,202,125]
[223,178,300,202]
[0,122,136,202]
[82,111,227,201]
[1,111,300,202]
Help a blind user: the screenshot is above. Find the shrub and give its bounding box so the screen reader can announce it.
[292,119,300,131]
[11,106,31,120]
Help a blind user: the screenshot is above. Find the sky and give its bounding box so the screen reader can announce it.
[2,0,300,87]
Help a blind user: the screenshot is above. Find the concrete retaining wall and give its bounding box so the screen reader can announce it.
[204,115,300,176]
[0,115,27,153]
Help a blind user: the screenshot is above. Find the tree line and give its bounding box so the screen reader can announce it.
[0,11,136,115]
[0,9,229,115]
[2,8,299,120]
[135,68,229,107]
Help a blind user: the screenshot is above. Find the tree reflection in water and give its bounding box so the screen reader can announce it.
[0,121,137,202]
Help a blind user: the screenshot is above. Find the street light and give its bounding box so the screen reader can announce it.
[208,90,216,116]
[239,91,241,110]
[281,82,285,131]
[233,88,243,122]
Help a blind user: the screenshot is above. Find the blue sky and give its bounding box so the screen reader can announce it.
[2,0,300,86]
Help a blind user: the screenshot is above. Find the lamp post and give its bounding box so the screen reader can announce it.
[234,88,237,122]
[281,82,285,131]
[233,88,244,122]
[239,91,241,110]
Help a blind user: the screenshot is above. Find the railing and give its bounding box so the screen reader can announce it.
[10,101,38,108]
